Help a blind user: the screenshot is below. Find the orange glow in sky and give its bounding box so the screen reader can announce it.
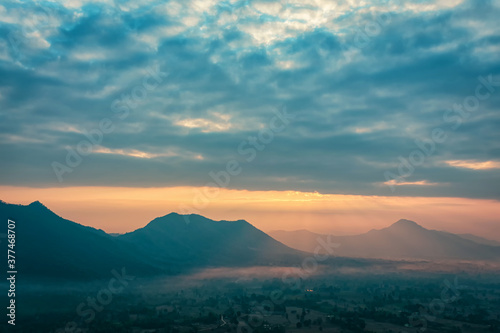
[1,186,499,240]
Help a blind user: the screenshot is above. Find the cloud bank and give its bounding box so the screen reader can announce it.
[0,0,499,199]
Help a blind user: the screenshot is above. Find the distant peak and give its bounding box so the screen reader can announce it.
[161,212,202,218]
[164,212,181,217]
[144,212,251,230]
[396,219,418,224]
[146,212,207,227]
[150,212,184,223]
[27,201,56,216]
[29,200,48,208]
[391,219,423,228]
[157,212,248,223]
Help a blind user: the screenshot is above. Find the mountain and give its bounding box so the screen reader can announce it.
[0,201,303,279]
[456,233,500,247]
[3,200,496,280]
[270,219,500,261]
[118,213,303,268]
[269,229,327,253]
[0,200,160,279]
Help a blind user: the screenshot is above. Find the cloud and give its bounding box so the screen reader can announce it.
[0,0,499,200]
[383,180,440,187]
[446,160,500,170]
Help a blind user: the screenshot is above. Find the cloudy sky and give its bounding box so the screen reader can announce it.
[1,0,499,237]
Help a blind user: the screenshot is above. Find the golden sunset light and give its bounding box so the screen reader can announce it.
[2,186,499,240]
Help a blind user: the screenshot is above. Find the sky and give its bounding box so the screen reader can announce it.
[0,0,499,238]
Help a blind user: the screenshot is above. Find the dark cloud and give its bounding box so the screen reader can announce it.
[0,0,499,199]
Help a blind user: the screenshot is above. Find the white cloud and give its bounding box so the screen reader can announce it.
[383,180,439,187]
[446,160,500,170]
[94,147,178,159]
[174,112,234,133]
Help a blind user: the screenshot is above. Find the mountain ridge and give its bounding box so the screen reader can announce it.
[0,200,162,279]
[2,200,498,280]
[119,211,303,268]
[270,219,500,261]
[0,200,304,279]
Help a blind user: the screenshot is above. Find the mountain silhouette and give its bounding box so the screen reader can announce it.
[270,219,500,261]
[456,233,500,247]
[0,201,302,279]
[119,212,303,268]
[2,200,497,280]
[0,200,160,279]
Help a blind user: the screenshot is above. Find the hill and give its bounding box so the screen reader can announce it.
[0,201,303,279]
[0,200,160,279]
[118,212,303,268]
[270,219,500,261]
